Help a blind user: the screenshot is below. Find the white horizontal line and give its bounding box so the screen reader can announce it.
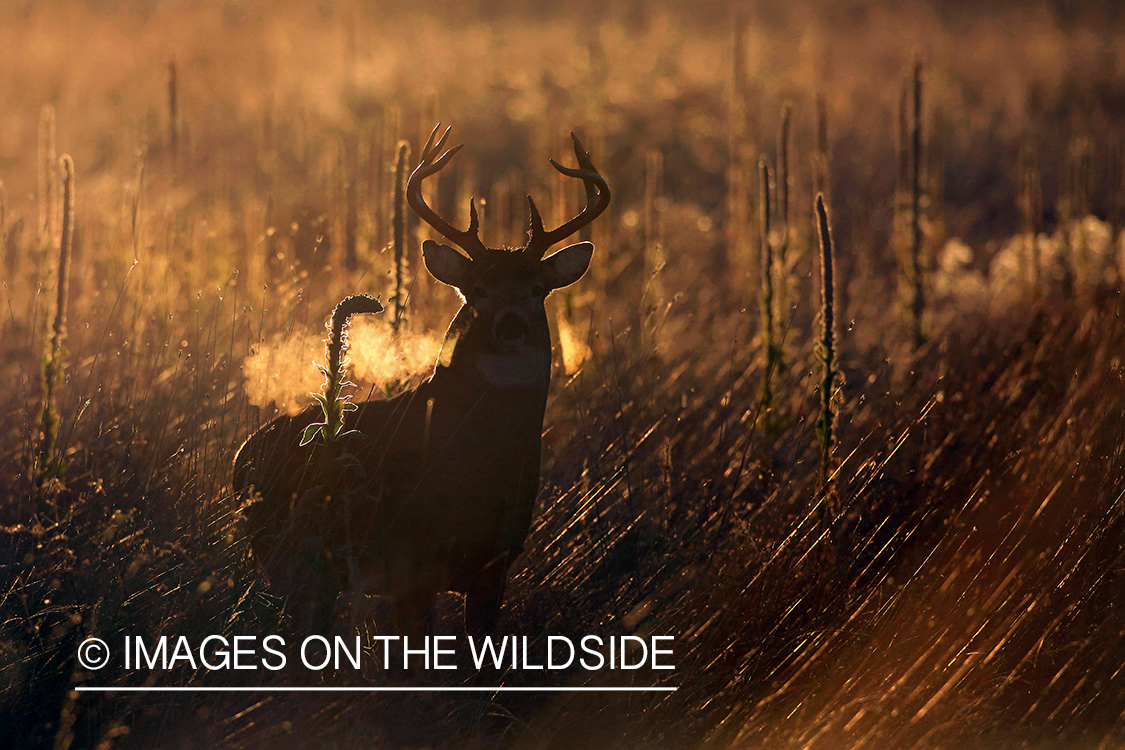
[76,686,677,693]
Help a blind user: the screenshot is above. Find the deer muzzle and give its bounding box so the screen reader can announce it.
[494,310,531,344]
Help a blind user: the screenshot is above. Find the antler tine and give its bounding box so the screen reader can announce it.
[468,197,480,235]
[420,123,440,158]
[525,132,611,259]
[407,123,485,259]
[423,124,454,165]
[525,195,545,237]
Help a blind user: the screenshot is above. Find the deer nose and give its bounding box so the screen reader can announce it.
[494,312,530,343]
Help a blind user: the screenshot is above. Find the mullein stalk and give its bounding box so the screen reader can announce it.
[491,172,512,249]
[759,157,778,411]
[897,85,910,206]
[131,148,147,261]
[815,194,839,510]
[726,12,752,281]
[38,105,57,252]
[297,294,383,622]
[778,101,792,243]
[814,92,830,200]
[909,58,925,351]
[1068,138,1093,294]
[894,83,911,331]
[168,58,179,176]
[1019,147,1043,298]
[1110,134,1125,288]
[643,148,665,349]
[927,106,946,252]
[369,119,386,256]
[777,101,793,349]
[263,193,276,281]
[391,141,410,333]
[0,181,9,277]
[344,135,358,272]
[301,294,385,448]
[1058,139,1079,298]
[35,155,74,491]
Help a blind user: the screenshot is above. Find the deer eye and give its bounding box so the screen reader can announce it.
[530,283,548,298]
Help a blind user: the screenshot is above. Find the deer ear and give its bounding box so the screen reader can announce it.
[423,240,473,289]
[541,242,593,289]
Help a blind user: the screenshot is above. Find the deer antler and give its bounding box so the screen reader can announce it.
[524,132,611,259]
[407,124,486,260]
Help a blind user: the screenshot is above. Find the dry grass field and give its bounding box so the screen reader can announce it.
[2,0,1125,747]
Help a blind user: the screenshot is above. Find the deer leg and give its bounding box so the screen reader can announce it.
[386,534,436,642]
[393,588,434,639]
[292,576,339,635]
[390,588,438,676]
[455,546,513,637]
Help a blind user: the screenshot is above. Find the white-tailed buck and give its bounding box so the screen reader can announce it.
[233,125,610,636]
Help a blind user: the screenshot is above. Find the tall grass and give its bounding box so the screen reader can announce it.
[643,148,665,349]
[344,136,359,273]
[1020,147,1044,297]
[0,180,8,275]
[36,105,57,254]
[167,58,179,175]
[909,59,925,350]
[815,193,838,507]
[34,155,74,493]
[758,156,778,414]
[776,101,794,336]
[391,140,410,333]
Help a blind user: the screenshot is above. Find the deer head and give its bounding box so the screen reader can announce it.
[407,125,610,384]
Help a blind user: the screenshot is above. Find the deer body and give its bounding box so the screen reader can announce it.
[233,127,609,635]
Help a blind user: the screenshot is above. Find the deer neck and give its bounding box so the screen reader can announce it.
[428,304,552,423]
